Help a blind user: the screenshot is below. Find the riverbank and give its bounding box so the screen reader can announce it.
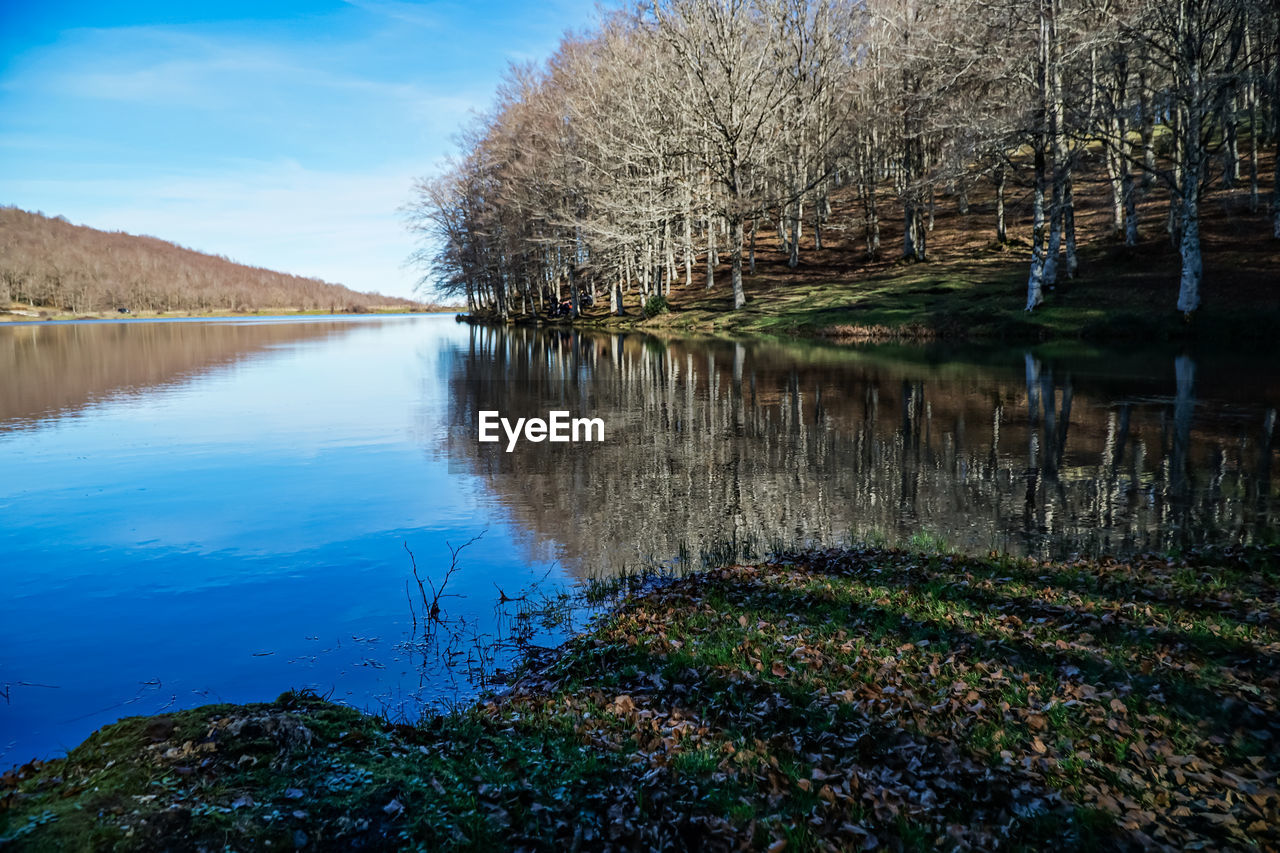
[471,234,1280,348]
[0,304,455,324]
[468,151,1280,348]
[3,545,1276,851]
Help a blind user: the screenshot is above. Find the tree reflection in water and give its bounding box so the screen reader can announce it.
[442,325,1279,576]
[0,318,369,432]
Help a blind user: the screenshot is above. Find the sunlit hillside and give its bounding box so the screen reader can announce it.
[0,207,430,315]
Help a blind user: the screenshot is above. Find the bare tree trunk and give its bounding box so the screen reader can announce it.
[748,217,758,274]
[1273,57,1280,238]
[1243,29,1259,211]
[612,259,626,316]
[1063,170,1078,279]
[917,205,927,259]
[1273,131,1280,238]
[568,261,580,318]
[1027,144,1048,311]
[1177,157,1202,314]
[1044,176,1063,285]
[1124,168,1139,245]
[813,195,824,250]
[1111,54,1139,247]
[788,198,802,268]
[683,213,694,287]
[1223,90,1240,188]
[641,239,651,298]
[1107,146,1124,234]
[1027,4,1050,312]
[730,215,746,310]
[994,166,1007,243]
[664,221,675,295]
[1044,8,1066,285]
[1139,68,1156,188]
[869,195,880,257]
[705,218,716,291]
[1248,76,1259,211]
[904,197,916,260]
[1168,101,1185,250]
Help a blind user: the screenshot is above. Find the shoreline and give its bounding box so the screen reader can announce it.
[458,197,1280,351]
[461,269,1280,350]
[4,544,1277,850]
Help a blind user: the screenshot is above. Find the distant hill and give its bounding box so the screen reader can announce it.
[0,206,432,314]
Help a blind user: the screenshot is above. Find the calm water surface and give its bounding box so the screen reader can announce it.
[2,315,1277,762]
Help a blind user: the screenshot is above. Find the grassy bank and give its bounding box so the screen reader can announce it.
[475,150,1280,348]
[479,234,1280,349]
[3,546,1277,851]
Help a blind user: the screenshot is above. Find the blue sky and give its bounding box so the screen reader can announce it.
[0,0,604,299]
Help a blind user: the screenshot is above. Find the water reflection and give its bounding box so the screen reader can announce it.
[2,316,1277,764]
[443,326,1279,571]
[0,317,376,432]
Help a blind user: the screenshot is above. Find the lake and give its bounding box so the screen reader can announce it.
[2,314,1277,763]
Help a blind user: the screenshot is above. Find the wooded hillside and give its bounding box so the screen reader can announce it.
[0,207,423,314]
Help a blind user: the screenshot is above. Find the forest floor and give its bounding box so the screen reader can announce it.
[499,150,1280,349]
[0,304,449,323]
[4,545,1277,851]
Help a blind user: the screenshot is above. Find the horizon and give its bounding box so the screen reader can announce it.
[0,0,603,300]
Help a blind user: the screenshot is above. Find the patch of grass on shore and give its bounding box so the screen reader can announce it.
[503,237,1280,349]
[484,149,1280,349]
[3,546,1277,851]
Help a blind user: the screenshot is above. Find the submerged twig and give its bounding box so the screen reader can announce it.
[404,531,486,627]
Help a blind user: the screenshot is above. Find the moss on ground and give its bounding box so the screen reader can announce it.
[3,546,1277,851]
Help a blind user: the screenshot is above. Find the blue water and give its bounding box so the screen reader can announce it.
[4,314,1277,764]
[1,315,568,763]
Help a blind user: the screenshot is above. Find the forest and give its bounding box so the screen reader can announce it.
[0,207,425,316]
[406,0,1279,324]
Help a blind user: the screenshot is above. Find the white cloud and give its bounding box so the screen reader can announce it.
[27,29,469,120]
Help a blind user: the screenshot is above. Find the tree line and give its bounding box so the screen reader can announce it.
[1,207,425,314]
[406,0,1278,320]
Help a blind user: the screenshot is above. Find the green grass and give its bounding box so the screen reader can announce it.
[501,227,1279,349]
[3,545,1277,851]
